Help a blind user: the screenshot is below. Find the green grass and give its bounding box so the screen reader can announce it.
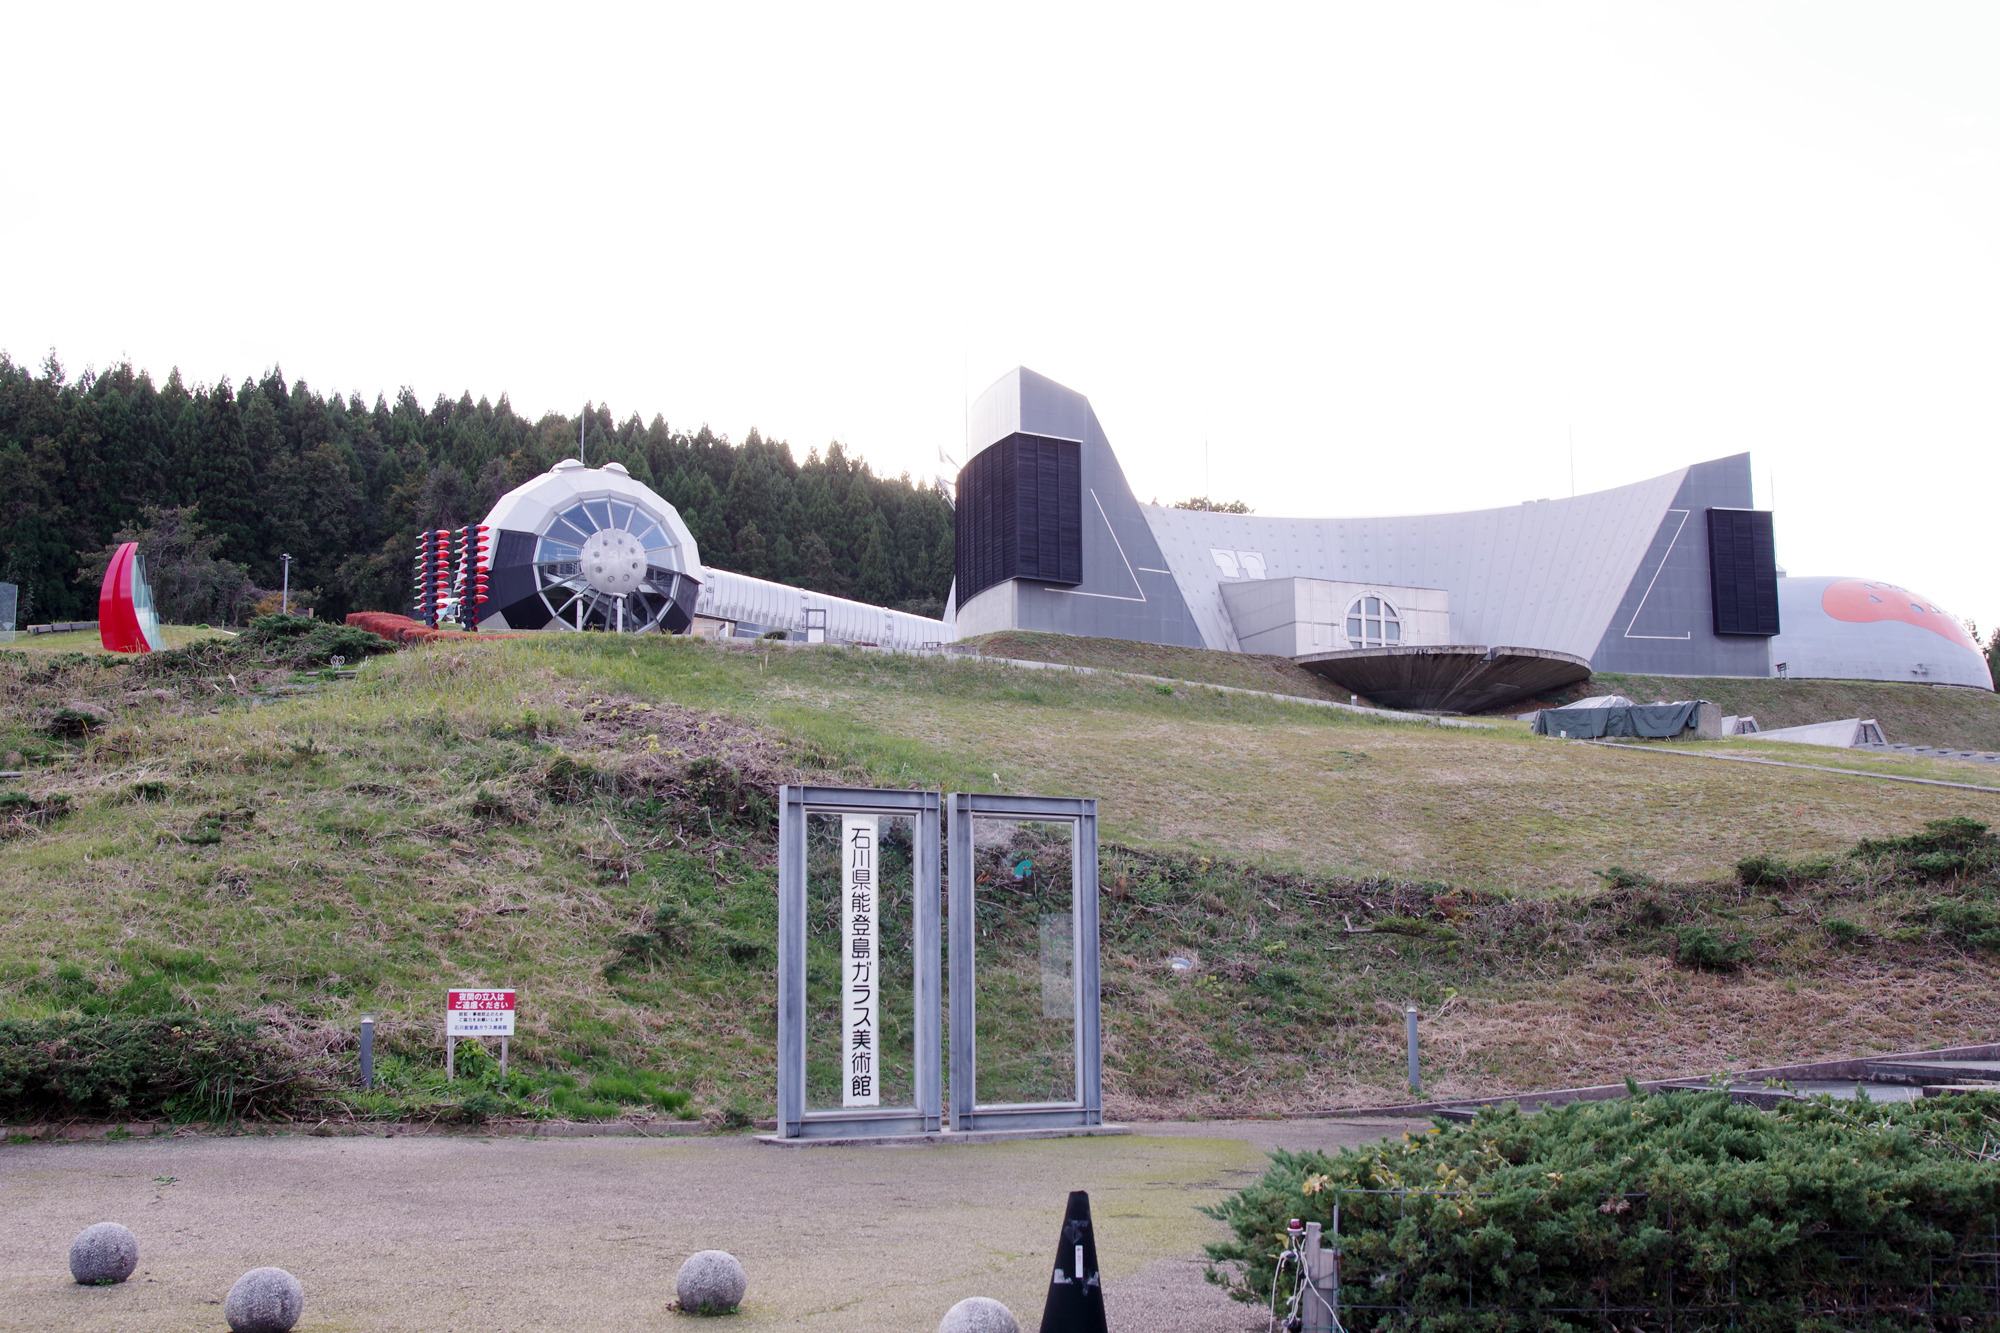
[3,624,236,655]
[6,633,2000,1121]
[963,630,1354,702]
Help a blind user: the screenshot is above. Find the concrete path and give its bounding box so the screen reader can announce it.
[0,1118,1420,1332]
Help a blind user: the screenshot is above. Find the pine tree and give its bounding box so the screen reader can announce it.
[0,353,956,622]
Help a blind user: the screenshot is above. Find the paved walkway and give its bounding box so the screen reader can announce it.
[0,1118,1420,1332]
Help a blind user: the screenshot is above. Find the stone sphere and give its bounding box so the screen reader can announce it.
[675,1249,747,1315]
[939,1296,1021,1333]
[68,1222,138,1285]
[224,1267,304,1333]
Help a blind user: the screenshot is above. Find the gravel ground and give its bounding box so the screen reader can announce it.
[0,1118,1419,1332]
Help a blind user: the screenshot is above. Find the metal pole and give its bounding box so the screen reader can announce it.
[280,554,292,615]
[1303,1221,1336,1332]
[947,793,977,1130]
[500,1036,509,1079]
[359,1014,374,1089]
[1330,1199,1341,1320]
[447,1035,456,1081]
[776,786,807,1137]
[1406,1005,1421,1096]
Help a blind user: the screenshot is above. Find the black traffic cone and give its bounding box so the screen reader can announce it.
[1038,1190,1108,1333]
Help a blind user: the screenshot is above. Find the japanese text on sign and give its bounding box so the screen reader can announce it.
[446,988,516,1036]
[842,816,878,1107]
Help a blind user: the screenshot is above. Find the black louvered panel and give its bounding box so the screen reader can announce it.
[1053,439,1082,584]
[954,434,1083,603]
[1707,508,1780,636]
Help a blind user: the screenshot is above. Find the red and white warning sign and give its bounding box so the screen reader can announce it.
[446,989,516,1036]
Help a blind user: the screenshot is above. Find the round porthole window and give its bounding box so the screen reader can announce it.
[1345,596,1402,647]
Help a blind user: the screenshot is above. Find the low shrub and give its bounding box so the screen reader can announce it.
[0,1015,316,1121]
[1736,853,1835,888]
[0,790,70,838]
[606,902,696,977]
[47,706,108,738]
[1205,1089,2000,1331]
[683,756,775,830]
[1674,924,1752,971]
[1924,898,2000,951]
[539,754,606,804]
[239,616,393,667]
[1856,817,1996,880]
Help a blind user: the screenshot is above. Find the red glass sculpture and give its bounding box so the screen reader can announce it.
[99,541,165,653]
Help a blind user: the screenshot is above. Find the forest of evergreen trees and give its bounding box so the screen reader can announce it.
[0,352,955,625]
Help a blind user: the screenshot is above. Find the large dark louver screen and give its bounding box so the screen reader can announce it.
[955,433,1083,604]
[1707,507,1780,636]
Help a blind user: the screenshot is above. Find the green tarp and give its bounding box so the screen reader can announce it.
[1534,700,1704,739]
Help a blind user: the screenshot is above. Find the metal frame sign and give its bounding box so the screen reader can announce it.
[447,989,516,1036]
[776,786,941,1140]
[948,792,1103,1133]
[842,815,880,1107]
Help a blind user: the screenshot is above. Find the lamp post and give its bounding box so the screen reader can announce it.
[280,554,293,616]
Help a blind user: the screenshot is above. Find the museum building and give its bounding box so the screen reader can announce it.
[945,368,1993,710]
[458,366,1989,711]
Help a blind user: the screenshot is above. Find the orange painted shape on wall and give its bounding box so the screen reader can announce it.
[99,541,165,653]
[1821,578,1977,651]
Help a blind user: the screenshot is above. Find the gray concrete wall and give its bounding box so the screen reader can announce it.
[1589,454,1772,677]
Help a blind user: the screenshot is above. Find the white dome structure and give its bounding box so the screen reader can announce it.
[1770,577,1993,690]
[476,459,703,633]
[472,458,954,647]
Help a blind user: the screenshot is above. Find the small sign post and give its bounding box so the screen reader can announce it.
[446,988,516,1079]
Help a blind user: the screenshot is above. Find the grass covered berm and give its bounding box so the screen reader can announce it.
[1205,1088,2000,1331]
[3,629,2000,1124]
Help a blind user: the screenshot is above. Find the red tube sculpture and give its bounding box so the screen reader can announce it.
[99,541,165,653]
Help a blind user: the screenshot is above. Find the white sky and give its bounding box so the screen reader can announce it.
[4,2,1995,633]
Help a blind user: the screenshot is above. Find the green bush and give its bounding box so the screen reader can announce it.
[1924,898,2000,950]
[1674,924,1752,971]
[1205,1090,2000,1331]
[683,756,775,830]
[606,902,696,977]
[240,616,392,667]
[1736,853,1835,888]
[0,1015,315,1120]
[1857,817,1995,880]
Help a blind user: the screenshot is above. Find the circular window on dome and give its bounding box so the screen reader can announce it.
[531,499,689,631]
[1345,595,1402,647]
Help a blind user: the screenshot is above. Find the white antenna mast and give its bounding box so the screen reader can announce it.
[580,406,587,466]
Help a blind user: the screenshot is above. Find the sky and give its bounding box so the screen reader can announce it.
[3,2,1995,633]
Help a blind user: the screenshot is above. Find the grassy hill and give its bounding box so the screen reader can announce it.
[964,630,1355,703]
[1588,672,2000,751]
[5,630,2000,1124]
[964,630,2000,750]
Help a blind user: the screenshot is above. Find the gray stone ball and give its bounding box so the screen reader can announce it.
[68,1222,138,1285]
[675,1249,747,1315]
[939,1296,1021,1333]
[224,1266,304,1333]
